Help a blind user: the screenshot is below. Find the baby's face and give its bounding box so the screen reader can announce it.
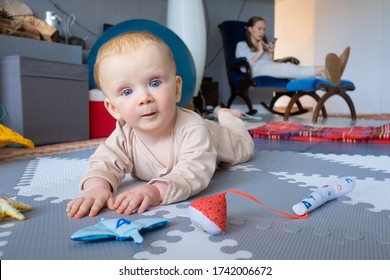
[99,45,182,137]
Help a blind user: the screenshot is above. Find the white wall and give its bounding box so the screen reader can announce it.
[276,0,390,114]
[275,0,316,108]
[275,0,315,66]
[381,0,390,113]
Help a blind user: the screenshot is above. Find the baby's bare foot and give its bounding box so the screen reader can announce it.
[218,108,243,119]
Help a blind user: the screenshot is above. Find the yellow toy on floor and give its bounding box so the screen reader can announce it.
[0,198,32,221]
[0,123,34,149]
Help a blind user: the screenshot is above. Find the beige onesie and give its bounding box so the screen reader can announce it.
[80,107,254,204]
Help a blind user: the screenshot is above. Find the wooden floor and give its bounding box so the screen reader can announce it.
[273,106,390,120]
[328,114,390,120]
[234,105,390,130]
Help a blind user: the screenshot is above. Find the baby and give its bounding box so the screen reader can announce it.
[67,31,254,218]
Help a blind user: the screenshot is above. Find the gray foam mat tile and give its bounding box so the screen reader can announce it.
[1,141,389,259]
[0,159,30,196]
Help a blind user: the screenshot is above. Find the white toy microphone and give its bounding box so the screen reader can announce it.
[293,177,356,216]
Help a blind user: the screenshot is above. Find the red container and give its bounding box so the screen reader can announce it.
[89,90,116,138]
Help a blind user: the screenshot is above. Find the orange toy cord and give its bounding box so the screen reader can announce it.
[226,190,308,219]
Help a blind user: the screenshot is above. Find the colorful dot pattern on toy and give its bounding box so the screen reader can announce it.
[189,192,227,234]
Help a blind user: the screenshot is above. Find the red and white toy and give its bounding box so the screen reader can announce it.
[188,192,228,235]
[189,190,306,235]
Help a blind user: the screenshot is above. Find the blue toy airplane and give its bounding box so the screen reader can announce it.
[71,217,170,245]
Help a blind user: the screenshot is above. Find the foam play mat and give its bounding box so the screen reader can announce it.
[0,138,389,259]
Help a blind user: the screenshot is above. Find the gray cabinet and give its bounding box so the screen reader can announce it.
[0,56,89,145]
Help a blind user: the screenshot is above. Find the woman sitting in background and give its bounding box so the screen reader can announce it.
[236,16,349,85]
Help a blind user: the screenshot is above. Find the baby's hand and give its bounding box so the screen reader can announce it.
[114,184,162,215]
[66,178,114,218]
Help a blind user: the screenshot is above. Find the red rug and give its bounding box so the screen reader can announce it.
[252,122,390,143]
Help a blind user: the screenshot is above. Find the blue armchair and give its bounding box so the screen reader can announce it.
[218,20,308,116]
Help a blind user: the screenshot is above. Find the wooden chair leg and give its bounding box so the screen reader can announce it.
[284,91,327,121]
[313,91,333,123]
[226,91,237,108]
[261,92,291,116]
[239,89,257,115]
[339,90,357,120]
[312,84,356,123]
[284,92,304,120]
[294,99,306,112]
[261,99,284,115]
[227,87,257,115]
[309,91,327,119]
[262,91,311,117]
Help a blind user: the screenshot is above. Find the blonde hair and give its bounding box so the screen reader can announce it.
[94,31,176,89]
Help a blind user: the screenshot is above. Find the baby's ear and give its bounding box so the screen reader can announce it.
[175,76,183,103]
[104,98,121,120]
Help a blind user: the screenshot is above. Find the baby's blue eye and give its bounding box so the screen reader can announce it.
[121,89,133,96]
[150,80,161,88]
